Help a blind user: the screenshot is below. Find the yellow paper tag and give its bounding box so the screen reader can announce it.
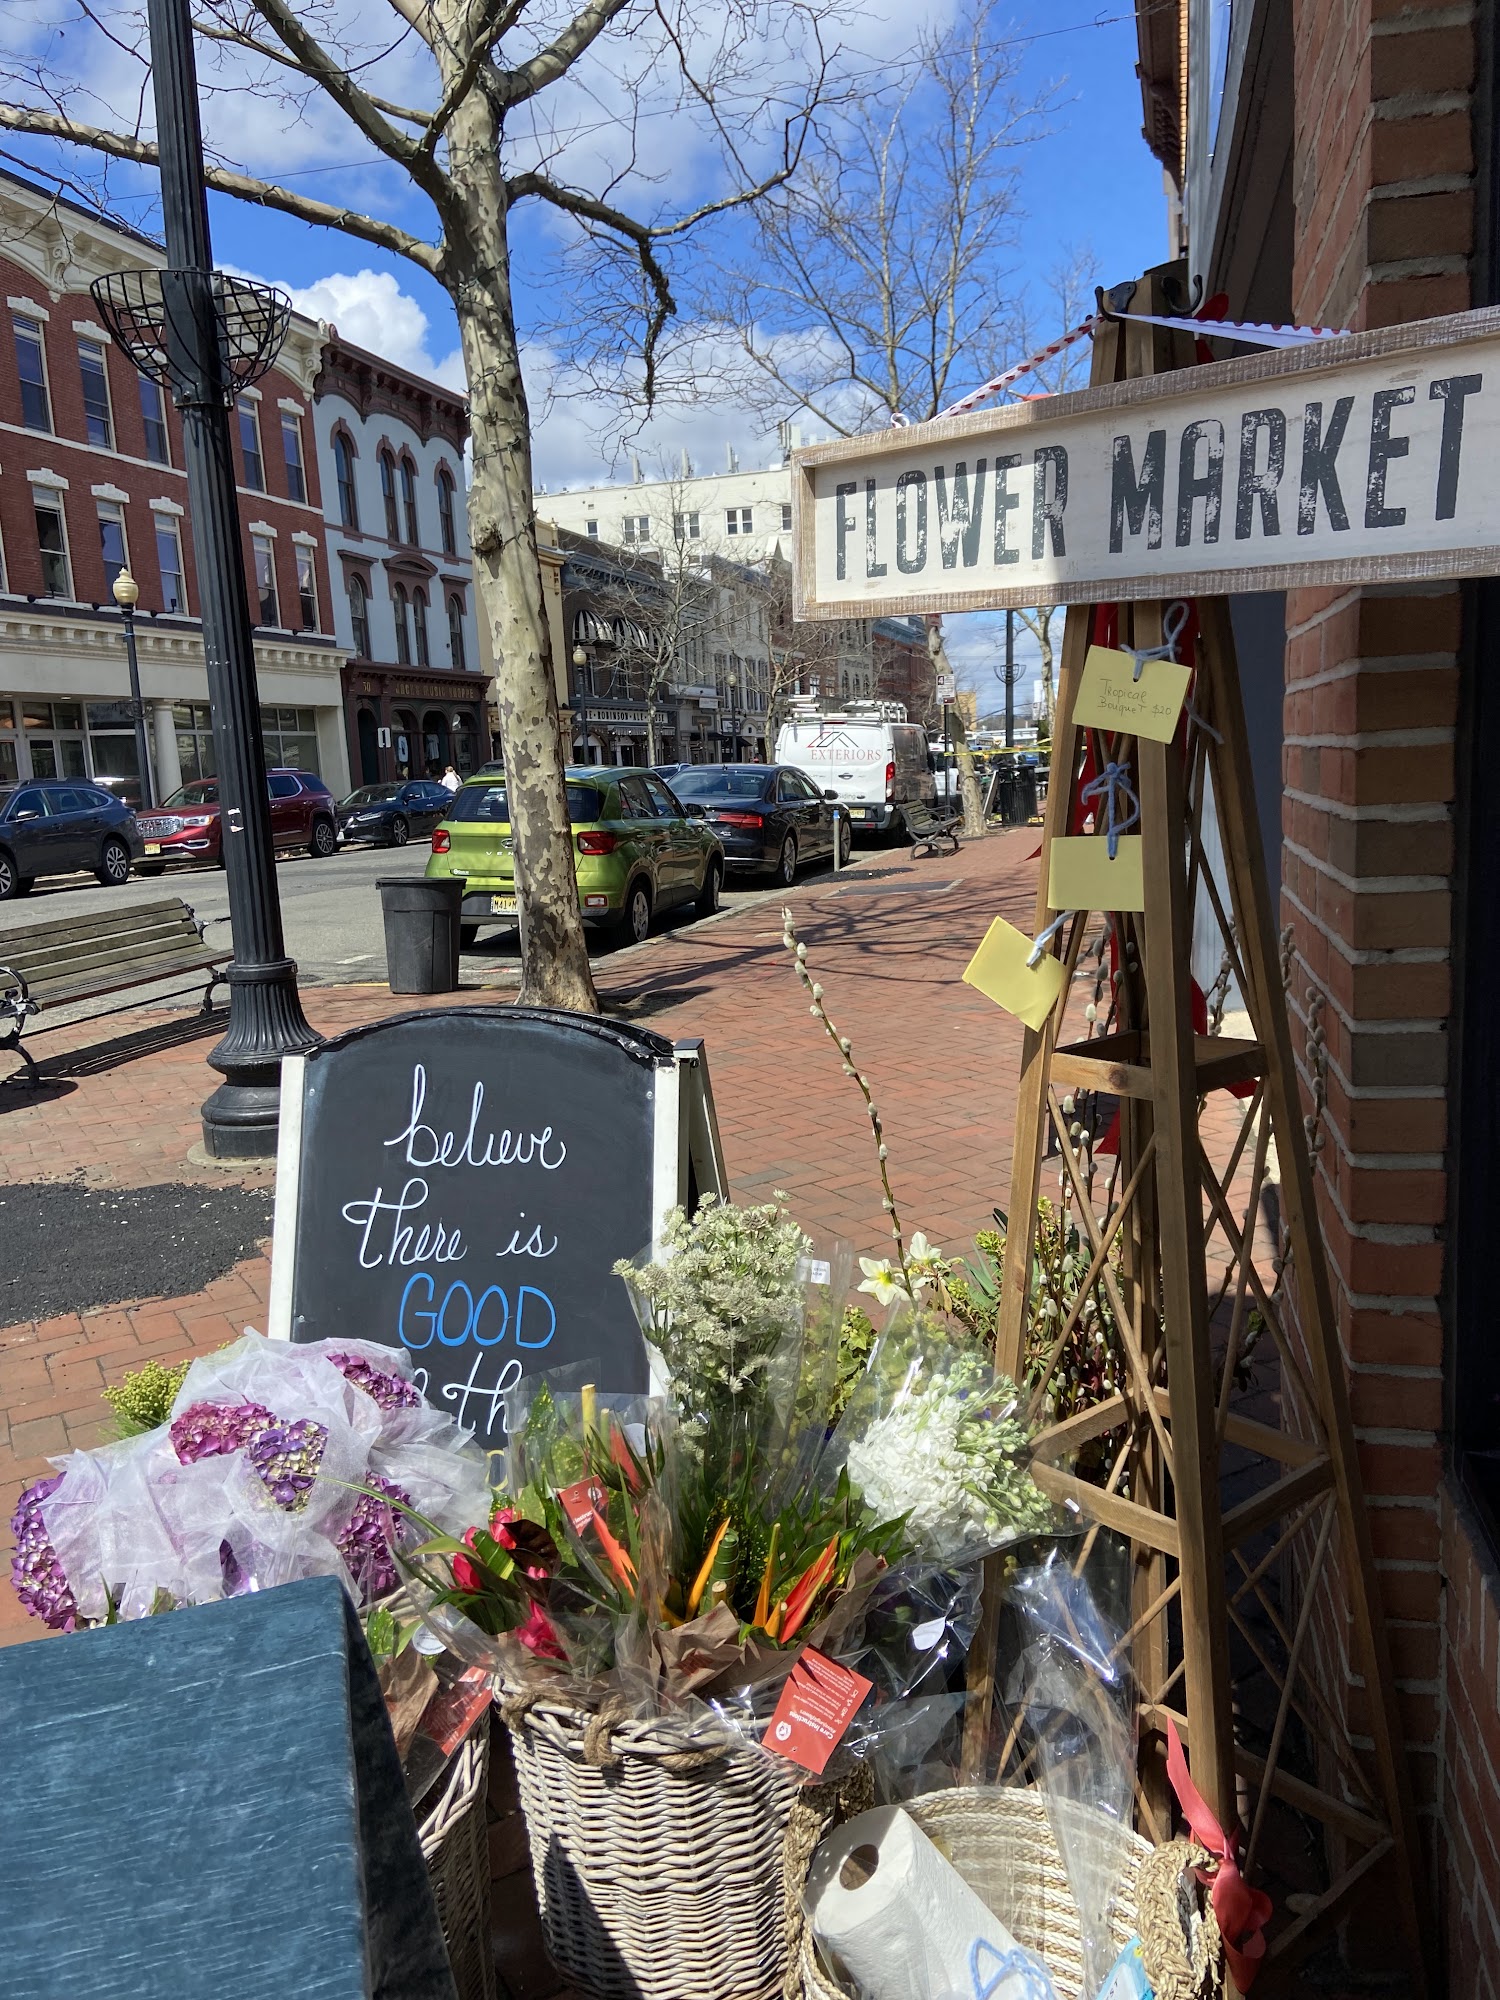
[962,917,1067,1031]
[1049,834,1145,913]
[1074,644,1191,743]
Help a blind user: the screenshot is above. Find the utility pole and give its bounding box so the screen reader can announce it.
[1004,608,1016,748]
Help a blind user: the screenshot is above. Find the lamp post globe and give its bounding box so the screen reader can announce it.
[110,569,154,811]
[112,570,140,612]
[571,645,590,765]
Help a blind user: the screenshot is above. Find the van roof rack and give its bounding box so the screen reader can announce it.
[783,699,908,723]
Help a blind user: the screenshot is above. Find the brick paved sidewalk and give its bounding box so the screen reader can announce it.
[0,830,1041,1646]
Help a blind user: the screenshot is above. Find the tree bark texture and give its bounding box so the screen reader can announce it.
[446,87,598,1012]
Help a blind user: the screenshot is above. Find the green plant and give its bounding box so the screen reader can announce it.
[102,1358,192,1439]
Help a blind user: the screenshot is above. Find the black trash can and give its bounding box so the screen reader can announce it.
[1015,766,1039,824]
[378,875,463,994]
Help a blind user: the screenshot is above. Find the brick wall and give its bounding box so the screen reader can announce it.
[1289,0,1498,1971]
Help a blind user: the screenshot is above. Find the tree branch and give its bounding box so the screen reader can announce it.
[192,16,435,127]
[0,104,444,274]
[493,0,633,111]
[421,0,530,152]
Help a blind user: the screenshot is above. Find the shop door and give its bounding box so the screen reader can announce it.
[357,709,380,785]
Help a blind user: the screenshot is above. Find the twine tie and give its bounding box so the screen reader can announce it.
[1079,760,1140,860]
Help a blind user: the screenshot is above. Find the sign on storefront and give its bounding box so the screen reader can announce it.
[791,307,1500,616]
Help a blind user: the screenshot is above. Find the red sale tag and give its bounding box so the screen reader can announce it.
[765,1648,873,1774]
[420,1666,492,1757]
[556,1477,608,1535]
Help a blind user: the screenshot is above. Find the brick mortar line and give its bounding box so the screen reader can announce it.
[1372,5,1476,32]
[1283,886,1451,973]
[1283,836,1449,895]
[1283,727,1455,749]
[1372,89,1474,118]
[1283,651,1462,690]
[1282,785,1450,825]
[1285,959,1447,1036]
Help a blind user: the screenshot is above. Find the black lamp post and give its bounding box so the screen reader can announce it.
[571,644,592,764]
[110,570,155,811]
[91,0,318,1157]
[726,671,739,762]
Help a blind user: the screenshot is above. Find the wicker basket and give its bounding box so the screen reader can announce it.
[800,1788,1153,2000]
[500,1692,811,2000]
[418,1721,498,2000]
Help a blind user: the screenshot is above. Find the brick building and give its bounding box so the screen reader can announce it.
[873,615,936,729]
[311,332,487,783]
[0,168,347,806]
[1136,0,1500,1978]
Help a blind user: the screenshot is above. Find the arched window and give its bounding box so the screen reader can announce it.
[449,594,467,671]
[436,468,457,557]
[334,434,358,529]
[841,669,850,697]
[379,449,399,540]
[347,573,370,656]
[400,457,419,545]
[413,587,430,667]
[393,583,411,666]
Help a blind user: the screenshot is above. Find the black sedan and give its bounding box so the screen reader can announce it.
[662,764,850,884]
[335,779,453,849]
[0,779,142,899]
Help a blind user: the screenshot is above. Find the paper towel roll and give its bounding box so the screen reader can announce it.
[805,1806,1052,2000]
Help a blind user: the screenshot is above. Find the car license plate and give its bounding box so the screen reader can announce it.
[143,842,161,854]
[490,895,517,914]
[851,810,871,820]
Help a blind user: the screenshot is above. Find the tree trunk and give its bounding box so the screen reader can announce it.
[1038,615,1056,736]
[446,90,598,1012]
[927,622,985,836]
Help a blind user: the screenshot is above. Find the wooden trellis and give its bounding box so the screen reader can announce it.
[968,270,1430,1995]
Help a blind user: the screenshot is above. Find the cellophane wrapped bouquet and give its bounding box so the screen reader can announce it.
[390,1196,1059,1762]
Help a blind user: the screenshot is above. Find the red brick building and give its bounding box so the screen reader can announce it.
[873,615,937,730]
[0,168,347,805]
[1136,0,1500,1978]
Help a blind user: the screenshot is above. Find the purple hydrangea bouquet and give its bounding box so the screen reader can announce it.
[9,1332,488,1630]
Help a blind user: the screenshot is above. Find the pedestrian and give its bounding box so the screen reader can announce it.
[441,762,461,793]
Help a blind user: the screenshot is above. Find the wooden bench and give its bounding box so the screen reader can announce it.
[904,801,962,858]
[0,898,231,1083]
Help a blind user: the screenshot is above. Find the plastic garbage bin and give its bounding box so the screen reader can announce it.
[379,875,463,994]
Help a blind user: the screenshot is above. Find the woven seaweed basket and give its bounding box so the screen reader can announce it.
[419,1721,498,2000]
[800,1789,1159,2000]
[500,1690,828,2000]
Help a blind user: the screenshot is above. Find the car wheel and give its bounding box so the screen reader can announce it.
[309,817,338,858]
[775,833,797,887]
[460,923,479,949]
[389,816,410,848]
[135,863,166,877]
[695,857,722,917]
[97,837,131,887]
[616,879,653,946]
[0,851,17,902]
[837,817,852,866]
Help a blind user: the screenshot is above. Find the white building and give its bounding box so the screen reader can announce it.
[537,450,797,569]
[310,332,487,784]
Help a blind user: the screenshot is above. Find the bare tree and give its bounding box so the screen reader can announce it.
[591,483,713,766]
[925,619,985,836]
[697,0,1052,432]
[0,0,833,1010]
[1015,605,1058,734]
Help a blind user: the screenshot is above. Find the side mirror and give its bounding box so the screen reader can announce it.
[823,789,839,801]
[683,800,706,819]
[12,807,42,822]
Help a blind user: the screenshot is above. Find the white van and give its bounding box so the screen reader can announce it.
[774,704,935,838]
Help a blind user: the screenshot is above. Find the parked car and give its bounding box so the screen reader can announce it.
[134,770,337,872]
[665,764,849,882]
[336,779,452,849]
[774,704,934,839]
[426,768,724,946]
[0,779,143,900]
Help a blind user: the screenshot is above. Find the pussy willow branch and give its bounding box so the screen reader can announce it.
[780,907,912,1295]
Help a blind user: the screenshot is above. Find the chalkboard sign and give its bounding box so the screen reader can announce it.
[268,1007,725,1446]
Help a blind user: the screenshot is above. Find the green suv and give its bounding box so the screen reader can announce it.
[427,768,725,946]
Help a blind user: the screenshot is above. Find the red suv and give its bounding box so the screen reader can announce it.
[135,770,338,873]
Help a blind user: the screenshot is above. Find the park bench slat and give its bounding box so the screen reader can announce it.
[35,948,227,1011]
[0,899,194,952]
[905,802,962,858]
[0,914,203,975]
[16,932,226,998]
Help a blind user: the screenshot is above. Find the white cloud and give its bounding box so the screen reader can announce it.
[276,269,465,387]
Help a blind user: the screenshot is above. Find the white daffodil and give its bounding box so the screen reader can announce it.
[857,1257,905,1306]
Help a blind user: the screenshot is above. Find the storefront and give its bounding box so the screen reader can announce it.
[341,665,490,785]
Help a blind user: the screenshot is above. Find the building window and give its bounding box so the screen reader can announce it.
[379,450,400,540]
[78,339,114,449]
[251,532,279,626]
[14,316,51,432]
[237,397,265,491]
[400,458,419,545]
[673,511,700,541]
[780,502,793,531]
[138,376,171,465]
[393,583,412,666]
[335,433,359,529]
[413,586,430,666]
[622,515,649,542]
[437,468,457,556]
[585,520,599,538]
[281,413,307,503]
[448,593,467,670]
[727,507,752,535]
[32,486,71,597]
[260,704,320,774]
[154,514,185,614]
[96,499,129,593]
[295,545,319,631]
[348,572,371,656]
[172,700,215,783]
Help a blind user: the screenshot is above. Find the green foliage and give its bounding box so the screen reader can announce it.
[102,1358,191,1439]
[830,1305,877,1424]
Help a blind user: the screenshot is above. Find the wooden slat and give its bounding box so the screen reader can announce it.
[4,917,201,979]
[34,950,227,1011]
[18,932,213,997]
[0,898,192,953]
[1029,1461,1182,1558]
[1220,1456,1335,1549]
[1141,1704,1391,1849]
[1148,1388,1323,1469]
[1050,1030,1263,1101]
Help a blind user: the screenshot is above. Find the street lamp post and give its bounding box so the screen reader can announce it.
[110,571,155,811]
[571,644,591,765]
[726,672,739,762]
[90,0,318,1158]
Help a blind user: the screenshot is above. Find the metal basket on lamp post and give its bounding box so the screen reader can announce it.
[90,269,291,401]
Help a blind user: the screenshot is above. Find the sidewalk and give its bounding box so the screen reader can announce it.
[0,829,1041,1647]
